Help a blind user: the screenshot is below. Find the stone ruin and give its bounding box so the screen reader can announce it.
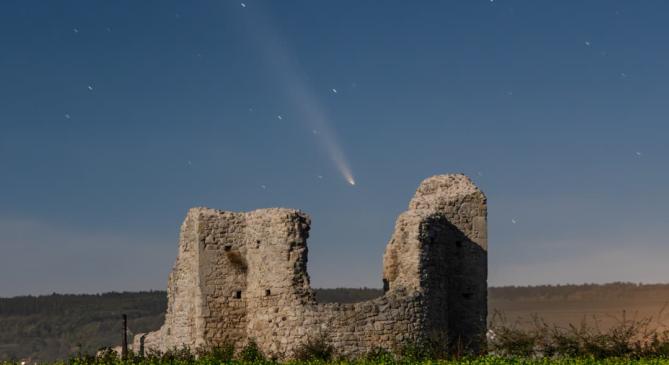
[135,174,487,358]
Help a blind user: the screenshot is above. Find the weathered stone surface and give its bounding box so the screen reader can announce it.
[137,174,487,358]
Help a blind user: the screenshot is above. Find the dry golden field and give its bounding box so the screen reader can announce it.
[488,283,669,331]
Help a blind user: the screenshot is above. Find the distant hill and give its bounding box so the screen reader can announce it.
[313,287,383,304]
[0,292,166,362]
[3,283,669,362]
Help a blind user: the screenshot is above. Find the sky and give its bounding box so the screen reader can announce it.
[1,0,668,297]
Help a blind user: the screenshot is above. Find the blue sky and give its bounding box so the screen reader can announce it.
[1,0,668,296]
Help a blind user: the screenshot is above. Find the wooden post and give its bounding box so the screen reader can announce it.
[140,334,146,357]
[122,314,128,360]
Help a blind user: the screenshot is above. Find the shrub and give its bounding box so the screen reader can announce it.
[158,346,196,363]
[197,343,235,363]
[364,347,394,362]
[293,333,334,361]
[238,340,264,362]
[398,333,451,361]
[488,327,540,357]
[93,347,118,364]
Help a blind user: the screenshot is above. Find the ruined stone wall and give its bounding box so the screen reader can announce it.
[138,174,487,358]
[407,175,488,347]
[157,210,202,350]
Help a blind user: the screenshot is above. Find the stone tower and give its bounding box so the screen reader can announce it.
[137,174,487,358]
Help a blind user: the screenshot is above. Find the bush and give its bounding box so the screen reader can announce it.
[364,347,394,362]
[399,334,449,361]
[197,343,235,363]
[293,333,334,361]
[238,340,264,362]
[93,347,118,364]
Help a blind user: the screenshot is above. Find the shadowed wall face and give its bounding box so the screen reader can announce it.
[140,174,487,358]
[385,174,487,350]
[419,212,487,349]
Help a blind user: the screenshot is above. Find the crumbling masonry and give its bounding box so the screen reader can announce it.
[136,174,487,358]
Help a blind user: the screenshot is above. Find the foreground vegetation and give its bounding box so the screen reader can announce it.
[3,329,669,365]
[8,356,669,365]
[4,349,669,365]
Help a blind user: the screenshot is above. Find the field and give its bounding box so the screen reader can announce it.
[489,284,669,331]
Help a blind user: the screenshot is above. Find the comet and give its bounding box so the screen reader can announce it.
[238,5,356,186]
